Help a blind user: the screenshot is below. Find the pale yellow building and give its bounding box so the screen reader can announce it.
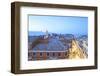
[67,39,87,59]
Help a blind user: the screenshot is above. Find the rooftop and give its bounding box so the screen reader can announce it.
[32,37,71,52]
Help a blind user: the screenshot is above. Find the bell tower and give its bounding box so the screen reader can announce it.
[46,30,48,37]
[44,29,49,39]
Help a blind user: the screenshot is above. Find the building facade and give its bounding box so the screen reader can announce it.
[28,51,68,60]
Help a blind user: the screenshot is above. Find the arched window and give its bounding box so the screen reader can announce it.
[33,52,36,56]
[40,53,42,56]
[47,53,49,56]
[53,53,55,56]
[65,52,67,56]
[58,53,61,56]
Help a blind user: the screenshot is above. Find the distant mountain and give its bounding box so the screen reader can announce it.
[64,34,74,37]
[77,35,88,40]
[80,35,88,38]
[29,31,45,36]
[28,31,87,39]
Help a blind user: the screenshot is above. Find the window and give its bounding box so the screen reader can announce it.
[53,53,55,56]
[47,53,49,56]
[65,52,67,56]
[58,53,61,56]
[40,53,42,56]
[33,52,36,56]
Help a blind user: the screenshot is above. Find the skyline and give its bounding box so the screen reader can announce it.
[28,15,88,35]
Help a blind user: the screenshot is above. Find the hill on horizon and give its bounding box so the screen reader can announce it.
[28,31,87,37]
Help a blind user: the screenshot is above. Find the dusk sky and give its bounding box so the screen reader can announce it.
[28,15,88,35]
